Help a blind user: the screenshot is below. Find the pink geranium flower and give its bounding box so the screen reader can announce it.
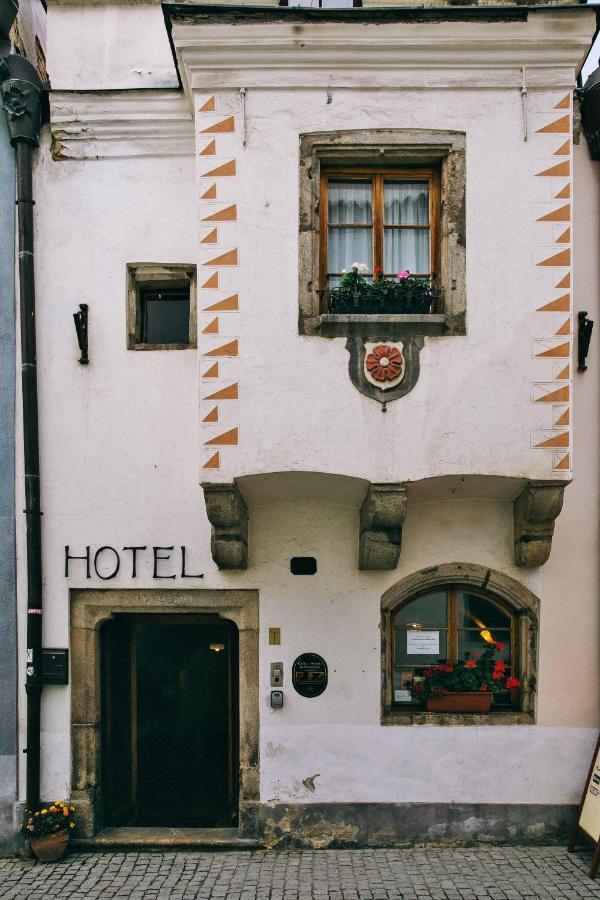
[396,270,410,280]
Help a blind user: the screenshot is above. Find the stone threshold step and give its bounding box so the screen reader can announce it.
[72,826,266,852]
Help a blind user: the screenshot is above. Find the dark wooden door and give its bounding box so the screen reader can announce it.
[101,617,136,826]
[101,615,238,828]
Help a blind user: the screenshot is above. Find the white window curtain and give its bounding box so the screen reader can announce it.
[384,182,430,276]
[328,181,372,284]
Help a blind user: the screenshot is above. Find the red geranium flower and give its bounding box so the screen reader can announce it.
[505,676,521,689]
[464,660,476,668]
[365,344,404,382]
[492,669,504,680]
[495,642,505,652]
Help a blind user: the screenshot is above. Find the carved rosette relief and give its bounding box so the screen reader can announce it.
[346,336,423,406]
[364,343,405,390]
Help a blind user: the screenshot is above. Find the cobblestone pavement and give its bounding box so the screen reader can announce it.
[2,847,600,900]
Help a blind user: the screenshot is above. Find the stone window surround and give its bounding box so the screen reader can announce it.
[126,263,197,351]
[299,129,466,338]
[70,588,259,838]
[380,563,538,726]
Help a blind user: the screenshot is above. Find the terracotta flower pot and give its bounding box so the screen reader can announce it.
[426,692,492,713]
[30,829,70,862]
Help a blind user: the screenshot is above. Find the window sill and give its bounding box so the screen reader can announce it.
[382,710,535,726]
[129,342,196,351]
[317,313,450,339]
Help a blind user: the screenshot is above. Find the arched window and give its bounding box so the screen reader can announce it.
[392,588,517,709]
[381,565,538,724]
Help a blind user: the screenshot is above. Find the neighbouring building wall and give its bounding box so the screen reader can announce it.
[0,80,17,857]
[1,0,46,855]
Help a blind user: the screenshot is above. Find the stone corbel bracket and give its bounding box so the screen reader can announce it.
[359,483,408,570]
[513,479,570,567]
[202,482,248,570]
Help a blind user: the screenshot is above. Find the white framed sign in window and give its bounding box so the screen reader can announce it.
[406,630,440,656]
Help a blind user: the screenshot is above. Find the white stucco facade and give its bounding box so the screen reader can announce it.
[11,0,600,845]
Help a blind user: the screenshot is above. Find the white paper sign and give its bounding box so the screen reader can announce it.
[394,690,412,703]
[406,630,440,655]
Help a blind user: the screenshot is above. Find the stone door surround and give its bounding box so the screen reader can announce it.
[70,588,259,837]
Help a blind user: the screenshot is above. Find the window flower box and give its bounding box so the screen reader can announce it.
[326,267,442,316]
[425,692,492,714]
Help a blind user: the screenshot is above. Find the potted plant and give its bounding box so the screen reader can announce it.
[411,642,521,713]
[21,800,76,862]
[327,264,439,315]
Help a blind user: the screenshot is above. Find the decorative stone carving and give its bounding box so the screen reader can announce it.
[359,483,408,570]
[347,337,423,406]
[513,480,569,567]
[202,482,248,570]
[364,343,405,387]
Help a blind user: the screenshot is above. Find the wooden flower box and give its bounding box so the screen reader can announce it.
[426,692,492,714]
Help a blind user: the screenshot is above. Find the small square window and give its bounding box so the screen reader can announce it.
[127,263,197,350]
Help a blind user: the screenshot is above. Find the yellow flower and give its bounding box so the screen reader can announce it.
[69,822,75,829]
[49,806,57,813]
[70,806,75,812]
[41,809,47,815]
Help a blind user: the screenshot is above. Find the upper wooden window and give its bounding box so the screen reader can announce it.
[319,168,440,299]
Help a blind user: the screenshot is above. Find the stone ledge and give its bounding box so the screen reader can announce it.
[382,711,535,726]
[318,313,450,338]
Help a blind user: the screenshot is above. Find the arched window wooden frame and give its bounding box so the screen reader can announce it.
[381,564,539,725]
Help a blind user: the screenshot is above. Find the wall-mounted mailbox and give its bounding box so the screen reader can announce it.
[271,690,283,709]
[42,649,69,685]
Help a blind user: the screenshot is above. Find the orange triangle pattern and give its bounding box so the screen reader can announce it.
[203,362,219,378]
[554,139,570,156]
[205,427,238,446]
[201,184,217,200]
[537,294,570,313]
[199,97,216,112]
[536,161,570,178]
[535,341,570,358]
[555,227,570,244]
[201,160,236,178]
[554,453,570,470]
[537,248,570,268]
[202,272,219,289]
[535,385,569,404]
[555,184,570,200]
[203,339,238,358]
[554,95,570,110]
[535,432,569,449]
[203,451,220,469]
[203,293,239,313]
[201,228,218,244]
[203,204,237,223]
[202,317,219,335]
[554,409,570,427]
[202,248,238,267]
[556,273,570,289]
[537,204,570,223]
[555,319,570,336]
[202,406,219,423]
[204,383,238,401]
[200,139,216,156]
[536,114,570,134]
[556,364,570,380]
[202,116,235,134]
